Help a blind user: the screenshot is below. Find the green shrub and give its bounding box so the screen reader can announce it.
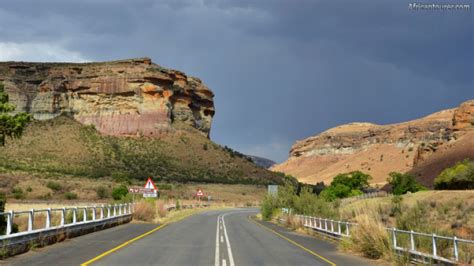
[26,186,32,192]
[96,186,108,199]
[112,185,129,200]
[46,181,62,192]
[320,171,371,201]
[387,172,425,195]
[434,160,474,190]
[64,192,78,200]
[261,193,279,220]
[12,187,24,199]
[260,180,336,220]
[389,195,403,217]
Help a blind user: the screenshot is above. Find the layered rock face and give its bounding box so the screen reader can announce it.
[0,58,215,137]
[272,100,474,186]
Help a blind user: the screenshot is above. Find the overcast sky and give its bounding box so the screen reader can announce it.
[0,0,472,162]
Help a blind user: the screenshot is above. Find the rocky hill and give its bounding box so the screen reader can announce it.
[246,155,276,169]
[0,58,281,185]
[271,100,474,187]
[0,58,214,137]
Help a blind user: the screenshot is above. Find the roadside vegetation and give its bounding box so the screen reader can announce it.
[434,159,474,190]
[261,169,473,263]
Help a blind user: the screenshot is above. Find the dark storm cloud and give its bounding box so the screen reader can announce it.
[0,0,472,162]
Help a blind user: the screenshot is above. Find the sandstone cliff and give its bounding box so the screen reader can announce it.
[0,58,214,137]
[271,100,474,187]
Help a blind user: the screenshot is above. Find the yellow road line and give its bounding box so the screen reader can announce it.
[80,224,167,266]
[81,211,198,266]
[248,216,337,266]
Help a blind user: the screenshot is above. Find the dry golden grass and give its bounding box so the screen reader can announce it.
[155,200,168,218]
[340,190,474,242]
[133,201,156,222]
[162,183,266,205]
[340,211,392,260]
[1,172,265,208]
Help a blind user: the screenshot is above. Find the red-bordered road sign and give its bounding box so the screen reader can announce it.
[144,177,158,190]
[196,189,204,197]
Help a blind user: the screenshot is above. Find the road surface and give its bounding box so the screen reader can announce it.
[4,209,376,266]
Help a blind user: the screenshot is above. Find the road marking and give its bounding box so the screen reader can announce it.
[215,215,221,266]
[221,214,235,266]
[221,235,224,243]
[248,216,336,266]
[81,211,198,266]
[222,259,227,266]
[80,224,167,266]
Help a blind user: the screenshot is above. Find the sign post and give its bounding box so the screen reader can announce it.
[196,188,204,204]
[143,177,158,198]
[128,177,158,198]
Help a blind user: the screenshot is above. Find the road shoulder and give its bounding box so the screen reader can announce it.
[250,217,380,266]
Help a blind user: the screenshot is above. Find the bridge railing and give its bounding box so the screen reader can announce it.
[284,212,473,264]
[0,203,133,239]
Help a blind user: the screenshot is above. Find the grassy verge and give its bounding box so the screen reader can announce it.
[260,181,474,264]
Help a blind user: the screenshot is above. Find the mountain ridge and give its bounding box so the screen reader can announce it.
[271,100,474,187]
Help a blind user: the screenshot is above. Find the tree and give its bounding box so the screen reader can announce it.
[387,172,425,195]
[434,160,474,190]
[321,171,371,201]
[0,82,31,146]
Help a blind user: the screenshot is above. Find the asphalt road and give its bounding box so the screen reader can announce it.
[3,208,376,266]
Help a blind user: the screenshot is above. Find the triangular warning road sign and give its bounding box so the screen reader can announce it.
[144,177,158,190]
[196,189,203,196]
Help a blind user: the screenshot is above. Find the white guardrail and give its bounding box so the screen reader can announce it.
[281,210,473,264]
[0,203,133,240]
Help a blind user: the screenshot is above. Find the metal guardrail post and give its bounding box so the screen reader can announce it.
[83,208,87,222]
[28,209,34,232]
[286,211,474,264]
[46,208,51,229]
[107,205,111,218]
[6,211,13,235]
[113,205,117,217]
[61,208,66,226]
[392,228,397,248]
[453,236,458,261]
[73,207,77,224]
[92,207,96,221]
[119,204,122,215]
[410,230,415,251]
[100,205,104,220]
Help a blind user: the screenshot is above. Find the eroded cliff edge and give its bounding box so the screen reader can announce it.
[272,100,474,187]
[0,58,214,137]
